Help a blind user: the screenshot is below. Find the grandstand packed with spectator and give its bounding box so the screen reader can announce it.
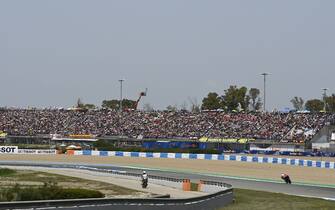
[0,108,334,142]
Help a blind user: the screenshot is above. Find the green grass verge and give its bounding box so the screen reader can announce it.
[0,182,104,201]
[0,168,143,199]
[0,168,16,177]
[222,189,335,210]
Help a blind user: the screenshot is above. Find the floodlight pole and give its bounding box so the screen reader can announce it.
[119,79,124,112]
[261,73,269,112]
[322,88,328,112]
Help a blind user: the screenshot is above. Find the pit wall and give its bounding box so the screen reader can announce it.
[71,150,335,169]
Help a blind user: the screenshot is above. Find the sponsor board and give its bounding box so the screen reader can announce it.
[18,149,57,155]
[199,137,253,143]
[0,146,18,154]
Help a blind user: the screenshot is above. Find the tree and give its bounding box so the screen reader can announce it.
[290,97,304,111]
[166,105,178,112]
[83,104,96,109]
[201,92,222,110]
[75,98,95,110]
[325,94,335,112]
[102,100,119,110]
[248,88,262,111]
[101,99,136,110]
[188,97,200,113]
[143,103,154,112]
[76,98,84,108]
[222,86,249,111]
[180,101,188,111]
[305,99,324,112]
[121,99,136,109]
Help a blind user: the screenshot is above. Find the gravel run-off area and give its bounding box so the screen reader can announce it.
[1,154,335,186]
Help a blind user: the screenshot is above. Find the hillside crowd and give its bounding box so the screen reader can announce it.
[0,109,334,142]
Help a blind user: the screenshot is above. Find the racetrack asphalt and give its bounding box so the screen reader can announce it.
[104,164,335,200]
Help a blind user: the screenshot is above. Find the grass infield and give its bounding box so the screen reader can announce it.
[222,189,335,210]
[0,167,144,200]
[0,168,16,177]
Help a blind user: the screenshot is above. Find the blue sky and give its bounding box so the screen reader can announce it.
[1,0,334,110]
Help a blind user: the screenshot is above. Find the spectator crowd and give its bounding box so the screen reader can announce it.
[0,108,334,142]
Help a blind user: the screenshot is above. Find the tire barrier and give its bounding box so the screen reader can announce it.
[199,180,232,193]
[0,163,234,210]
[70,150,335,169]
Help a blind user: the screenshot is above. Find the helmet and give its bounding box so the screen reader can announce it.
[143,171,146,174]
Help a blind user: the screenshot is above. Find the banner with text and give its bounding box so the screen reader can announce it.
[18,149,57,155]
[0,146,18,154]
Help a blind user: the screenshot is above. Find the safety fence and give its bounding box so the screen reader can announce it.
[76,166,231,193]
[71,150,335,169]
[77,166,187,191]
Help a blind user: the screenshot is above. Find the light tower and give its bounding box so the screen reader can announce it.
[261,73,269,112]
[119,79,124,112]
[322,88,328,112]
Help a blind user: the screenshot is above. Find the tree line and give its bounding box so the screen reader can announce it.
[73,87,335,113]
[201,86,262,112]
[291,95,335,112]
[78,86,263,112]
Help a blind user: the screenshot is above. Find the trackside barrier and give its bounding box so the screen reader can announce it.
[198,180,232,193]
[75,166,232,193]
[182,179,191,191]
[67,150,75,155]
[198,180,203,192]
[77,166,187,191]
[72,150,335,169]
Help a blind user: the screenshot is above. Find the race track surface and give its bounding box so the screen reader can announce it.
[106,165,335,200]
